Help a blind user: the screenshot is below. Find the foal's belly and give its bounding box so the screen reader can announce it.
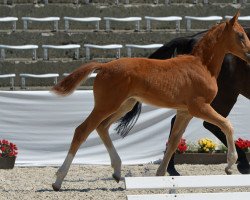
[130,71,217,109]
[134,96,188,110]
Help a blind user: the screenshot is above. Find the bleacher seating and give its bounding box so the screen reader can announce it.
[64,17,101,32]
[224,15,250,22]
[21,17,60,31]
[0,44,38,60]
[0,17,18,32]
[145,16,182,32]
[41,44,81,60]
[103,17,142,32]
[185,16,223,31]
[125,44,163,57]
[0,15,242,33]
[0,74,16,89]
[20,73,59,89]
[83,44,123,60]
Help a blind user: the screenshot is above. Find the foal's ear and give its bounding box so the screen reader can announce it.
[228,11,240,27]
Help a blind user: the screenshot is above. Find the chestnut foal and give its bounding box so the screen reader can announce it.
[51,12,250,191]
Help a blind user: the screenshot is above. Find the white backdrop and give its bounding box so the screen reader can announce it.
[0,91,249,166]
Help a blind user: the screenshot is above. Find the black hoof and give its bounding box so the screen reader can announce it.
[237,162,250,174]
[167,167,180,176]
[112,174,120,183]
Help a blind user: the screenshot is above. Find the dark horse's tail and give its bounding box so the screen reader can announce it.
[115,34,201,137]
[115,102,142,138]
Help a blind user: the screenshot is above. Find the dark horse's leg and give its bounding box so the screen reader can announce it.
[166,115,180,176]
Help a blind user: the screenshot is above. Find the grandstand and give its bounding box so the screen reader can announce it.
[0,0,249,88]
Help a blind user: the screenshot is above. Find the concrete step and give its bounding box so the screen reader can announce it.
[0,3,247,19]
[0,0,246,5]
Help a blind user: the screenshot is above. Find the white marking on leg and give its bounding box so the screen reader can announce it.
[226,137,238,174]
[222,120,238,174]
[53,153,74,189]
[108,145,121,175]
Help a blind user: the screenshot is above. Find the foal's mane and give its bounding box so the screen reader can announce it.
[192,22,226,64]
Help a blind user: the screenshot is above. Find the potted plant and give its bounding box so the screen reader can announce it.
[175,138,228,165]
[0,139,18,169]
[158,137,250,165]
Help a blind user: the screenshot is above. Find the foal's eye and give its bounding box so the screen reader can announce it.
[238,33,244,41]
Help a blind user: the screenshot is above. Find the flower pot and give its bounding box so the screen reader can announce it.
[175,153,227,165]
[174,152,250,165]
[0,156,16,169]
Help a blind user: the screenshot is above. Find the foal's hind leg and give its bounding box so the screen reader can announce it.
[96,99,137,183]
[156,110,192,176]
[52,110,108,191]
[52,103,122,191]
[188,100,237,175]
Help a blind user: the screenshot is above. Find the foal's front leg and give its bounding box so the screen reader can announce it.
[156,110,192,176]
[188,100,238,174]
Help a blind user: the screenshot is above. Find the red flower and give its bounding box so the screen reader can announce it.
[8,152,14,157]
[1,146,6,152]
[176,138,188,154]
[0,139,18,157]
[2,140,9,145]
[235,138,250,152]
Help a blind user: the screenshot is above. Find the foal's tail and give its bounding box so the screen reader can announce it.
[51,62,101,96]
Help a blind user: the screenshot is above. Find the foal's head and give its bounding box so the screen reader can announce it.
[225,11,250,63]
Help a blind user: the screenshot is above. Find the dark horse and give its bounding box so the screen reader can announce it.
[115,29,250,175]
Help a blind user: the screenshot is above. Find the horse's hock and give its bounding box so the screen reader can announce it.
[0,1,250,87]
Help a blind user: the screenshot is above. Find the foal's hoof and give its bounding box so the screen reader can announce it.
[225,167,233,175]
[156,170,166,176]
[237,162,250,174]
[112,173,120,183]
[52,183,61,191]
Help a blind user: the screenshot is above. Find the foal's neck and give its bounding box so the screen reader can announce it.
[192,24,227,78]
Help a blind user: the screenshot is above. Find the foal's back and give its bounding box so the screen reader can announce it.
[95,56,216,109]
